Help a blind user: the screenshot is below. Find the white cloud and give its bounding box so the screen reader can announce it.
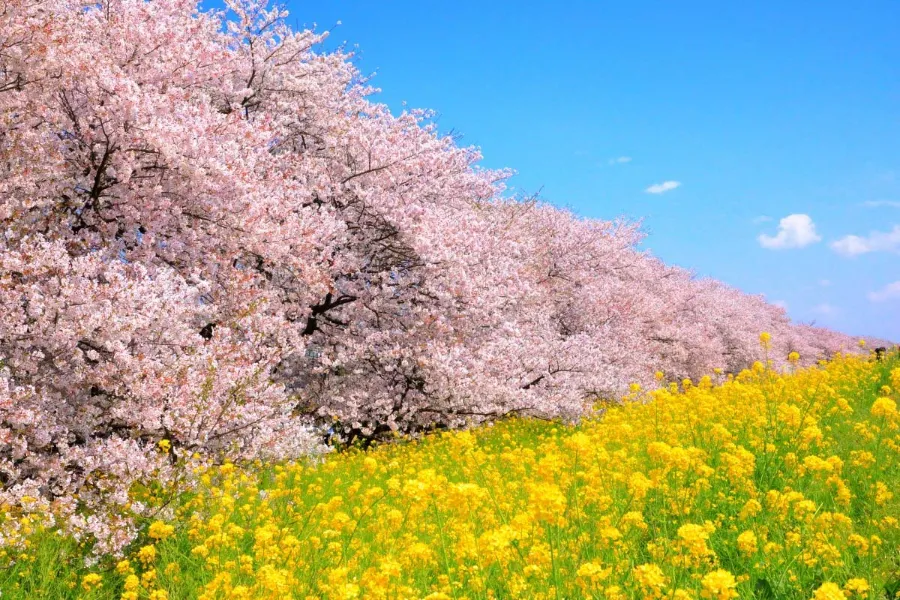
[752,216,773,224]
[819,279,831,287]
[812,303,837,316]
[772,300,788,311]
[830,225,900,256]
[862,200,900,208]
[757,214,822,249]
[868,281,900,302]
[645,181,681,194]
[608,156,632,165]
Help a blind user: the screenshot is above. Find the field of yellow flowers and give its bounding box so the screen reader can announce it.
[2,348,899,600]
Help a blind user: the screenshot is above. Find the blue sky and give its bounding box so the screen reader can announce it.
[275,0,900,340]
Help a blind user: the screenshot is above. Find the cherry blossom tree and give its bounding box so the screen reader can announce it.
[0,0,886,552]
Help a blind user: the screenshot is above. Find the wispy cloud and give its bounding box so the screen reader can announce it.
[752,216,773,224]
[830,225,900,256]
[862,200,900,208]
[819,279,831,287]
[645,181,681,194]
[812,303,837,316]
[868,281,900,302]
[772,300,788,311]
[608,156,632,166]
[758,214,822,249]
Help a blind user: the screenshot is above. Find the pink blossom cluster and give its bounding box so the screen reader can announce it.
[0,0,887,552]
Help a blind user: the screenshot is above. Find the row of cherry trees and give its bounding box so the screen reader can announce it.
[0,0,884,551]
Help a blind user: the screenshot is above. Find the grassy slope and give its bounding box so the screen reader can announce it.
[2,354,899,599]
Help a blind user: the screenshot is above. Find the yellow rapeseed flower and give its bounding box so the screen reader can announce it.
[700,569,738,600]
[811,582,845,600]
[633,563,667,594]
[137,544,157,565]
[577,561,611,588]
[81,573,102,592]
[871,397,897,418]
[736,530,757,556]
[148,520,175,540]
[844,578,870,596]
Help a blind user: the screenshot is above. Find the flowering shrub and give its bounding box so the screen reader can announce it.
[3,353,898,598]
[0,0,891,551]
